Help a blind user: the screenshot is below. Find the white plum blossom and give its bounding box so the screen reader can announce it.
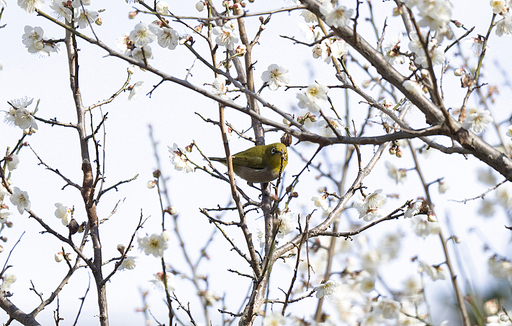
[261,64,290,91]
[0,209,11,223]
[478,200,496,217]
[18,0,44,13]
[119,257,137,270]
[50,1,73,22]
[318,116,345,136]
[311,194,329,211]
[10,187,31,214]
[404,201,422,218]
[297,82,329,112]
[132,45,154,62]
[7,154,20,171]
[156,1,168,15]
[402,275,422,296]
[319,1,354,28]
[356,189,386,222]
[54,203,70,226]
[130,23,156,47]
[488,256,512,280]
[277,211,295,238]
[150,272,176,292]
[76,8,99,29]
[360,276,375,293]
[298,22,321,42]
[361,249,382,274]
[312,40,330,63]
[411,215,440,237]
[212,22,239,50]
[385,161,407,184]
[315,280,342,298]
[128,81,144,100]
[301,10,318,23]
[419,260,448,281]
[138,232,169,258]
[262,312,286,326]
[150,24,179,50]
[116,33,134,56]
[383,34,409,65]
[195,1,205,12]
[168,143,195,173]
[330,39,349,59]
[490,0,508,14]
[462,108,493,133]
[417,0,452,31]
[496,13,512,36]
[72,0,91,7]
[506,125,512,137]
[375,297,401,319]
[403,80,424,96]
[414,41,445,67]
[22,25,45,54]
[1,274,16,292]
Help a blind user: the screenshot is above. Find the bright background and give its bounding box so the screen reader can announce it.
[1,0,512,325]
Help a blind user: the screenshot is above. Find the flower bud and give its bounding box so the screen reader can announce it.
[153,169,161,178]
[127,66,135,74]
[392,7,402,16]
[117,244,126,255]
[95,18,102,26]
[129,11,138,19]
[235,44,246,55]
[55,252,64,262]
[395,148,403,157]
[147,180,157,189]
[427,213,437,222]
[196,1,205,11]
[454,68,464,76]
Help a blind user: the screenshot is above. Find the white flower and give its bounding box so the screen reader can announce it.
[262,312,286,326]
[404,201,422,218]
[277,211,294,238]
[168,143,195,173]
[18,0,44,13]
[10,187,31,214]
[375,298,401,319]
[411,215,440,238]
[138,233,169,258]
[497,187,512,208]
[128,81,144,100]
[360,276,375,293]
[438,180,449,194]
[130,23,156,47]
[356,189,386,222]
[119,257,137,270]
[315,280,342,298]
[0,183,8,202]
[301,9,318,23]
[50,1,73,21]
[150,24,179,50]
[22,25,45,54]
[414,42,445,67]
[402,275,421,296]
[478,200,495,217]
[116,33,134,56]
[496,13,512,36]
[212,22,239,50]
[54,203,70,226]
[312,40,331,63]
[76,8,98,29]
[417,0,452,31]
[54,252,64,262]
[330,39,349,59]
[1,274,16,292]
[255,220,265,248]
[361,249,381,274]
[383,34,409,65]
[385,161,406,184]
[462,108,493,133]
[298,22,321,42]
[71,0,91,8]
[319,1,353,28]
[0,209,11,223]
[419,260,448,281]
[311,194,329,211]
[15,108,38,130]
[150,272,176,292]
[132,45,154,62]
[7,154,20,171]
[261,64,290,91]
[156,1,168,15]
[318,116,345,136]
[297,82,329,112]
[212,76,227,96]
[490,0,508,14]
[403,80,423,96]
[506,125,512,137]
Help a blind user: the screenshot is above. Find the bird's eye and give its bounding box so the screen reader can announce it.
[271,148,277,155]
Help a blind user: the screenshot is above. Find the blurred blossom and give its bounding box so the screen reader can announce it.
[318,116,345,136]
[488,256,512,280]
[402,275,421,296]
[150,272,176,292]
[477,168,497,185]
[1,274,16,292]
[18,0,44,13]
[478,200,495,217]
[119,257,137,271]
[311,194,329,211]
[497,187,512,208]
[385,161,407,184]
[277,211,295,238]
[438,180,449,194]
[375,297,401,319]
[361,249,381,275]
[262,312,286,326]
[411,215,440,237]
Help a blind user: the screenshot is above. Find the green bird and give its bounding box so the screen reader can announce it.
[209,143,288,183]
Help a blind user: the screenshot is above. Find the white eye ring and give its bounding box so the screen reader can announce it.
[271,147,277,154]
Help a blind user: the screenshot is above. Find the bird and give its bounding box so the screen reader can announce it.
[209,143,288,184]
